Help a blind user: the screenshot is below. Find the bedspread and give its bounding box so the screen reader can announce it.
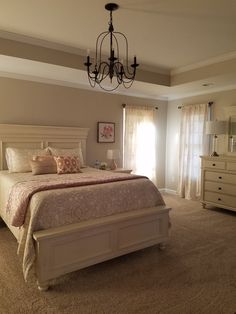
[3,168,165,281]
[6,173,146,227]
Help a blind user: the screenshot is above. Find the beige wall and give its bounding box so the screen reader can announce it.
[0,77,168,188]
[2,77,236,192]
[166,89,236,191]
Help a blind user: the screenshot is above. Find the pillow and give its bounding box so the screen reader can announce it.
[6,147,49,173]
[47,145,85,167]
[54,156,82,174]
[30,155,57,175]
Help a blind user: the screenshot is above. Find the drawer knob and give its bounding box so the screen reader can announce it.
[218,198,221,201]
[219,176,222,179]
[212,163,216,166]
[218,187,222,190]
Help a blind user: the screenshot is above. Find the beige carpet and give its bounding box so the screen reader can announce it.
[0,194,236,314]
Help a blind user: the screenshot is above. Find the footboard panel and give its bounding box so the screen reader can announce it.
[33,205,170,290]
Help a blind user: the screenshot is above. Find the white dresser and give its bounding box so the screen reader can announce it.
[200,155,236,212]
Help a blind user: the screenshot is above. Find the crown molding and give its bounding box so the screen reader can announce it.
[171,51,236,75]
[0,48,236,102]
[0,30,85,55]
[168,83,236,101]
[0,54,169,101]
[0,30,170,76]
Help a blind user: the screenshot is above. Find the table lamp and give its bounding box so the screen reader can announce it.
[107,149,120,170]
[206,120,227,156]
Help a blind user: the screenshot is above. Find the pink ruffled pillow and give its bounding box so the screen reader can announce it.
[54,156,82,174]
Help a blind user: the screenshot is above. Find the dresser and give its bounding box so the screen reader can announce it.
[200,156,236,212]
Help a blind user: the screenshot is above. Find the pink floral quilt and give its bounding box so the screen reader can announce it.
[6,173,146,227]
[3,169,165,281]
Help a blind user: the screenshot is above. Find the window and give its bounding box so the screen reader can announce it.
[123,105,157,184]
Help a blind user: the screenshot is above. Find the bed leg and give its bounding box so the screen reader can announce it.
[158,242,166,250]
[37,280,50,292]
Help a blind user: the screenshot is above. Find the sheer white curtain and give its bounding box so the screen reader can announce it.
[123,105,157,184]
[177,103,209,200]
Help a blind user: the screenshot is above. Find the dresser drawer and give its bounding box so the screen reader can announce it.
[205,181,236,196]
[205,171,236,184]
[203,160,225,170]
[204,191,236,208]
[227,162,236,171]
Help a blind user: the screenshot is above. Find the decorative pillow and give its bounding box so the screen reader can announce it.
[47,145,85,167]
[6,147,49,173]
[30,155,57,175]
[54,156,82,174]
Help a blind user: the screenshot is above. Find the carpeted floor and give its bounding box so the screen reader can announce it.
[0,193,236,314]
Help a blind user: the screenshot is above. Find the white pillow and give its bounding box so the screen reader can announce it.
[6,147,49,173]
[47,145,85,167]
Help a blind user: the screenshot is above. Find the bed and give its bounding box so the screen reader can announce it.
[0,124,171,291]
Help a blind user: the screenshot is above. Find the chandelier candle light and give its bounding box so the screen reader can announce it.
[84,3,139,91]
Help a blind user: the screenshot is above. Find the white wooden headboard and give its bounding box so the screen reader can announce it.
[0,124,89,170]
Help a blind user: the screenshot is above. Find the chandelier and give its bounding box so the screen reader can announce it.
[84,3,139,91]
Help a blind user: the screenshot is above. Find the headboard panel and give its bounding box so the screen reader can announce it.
[0,124,89,170]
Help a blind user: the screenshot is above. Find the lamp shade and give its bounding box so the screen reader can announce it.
[206,121,227,135]
[107,149,120,160]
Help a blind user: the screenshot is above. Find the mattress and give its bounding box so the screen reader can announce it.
[0,167,165,280]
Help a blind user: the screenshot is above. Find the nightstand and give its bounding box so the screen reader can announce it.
[110,168,132,174]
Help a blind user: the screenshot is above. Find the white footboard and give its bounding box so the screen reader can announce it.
[33,205,170,291]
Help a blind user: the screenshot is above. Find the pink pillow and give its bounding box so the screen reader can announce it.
[54,156,82,174]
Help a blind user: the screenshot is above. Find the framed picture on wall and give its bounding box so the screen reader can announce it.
[97,122,115,143]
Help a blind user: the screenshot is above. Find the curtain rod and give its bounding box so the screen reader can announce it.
[122,104,158,110]
[178,101,213,109]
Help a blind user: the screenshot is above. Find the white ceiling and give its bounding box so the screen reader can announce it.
[0,0,236,99]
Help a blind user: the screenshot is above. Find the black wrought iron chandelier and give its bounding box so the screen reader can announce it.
[84,3,139,91]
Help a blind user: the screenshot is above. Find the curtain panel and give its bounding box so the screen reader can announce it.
[177,103,209,200]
